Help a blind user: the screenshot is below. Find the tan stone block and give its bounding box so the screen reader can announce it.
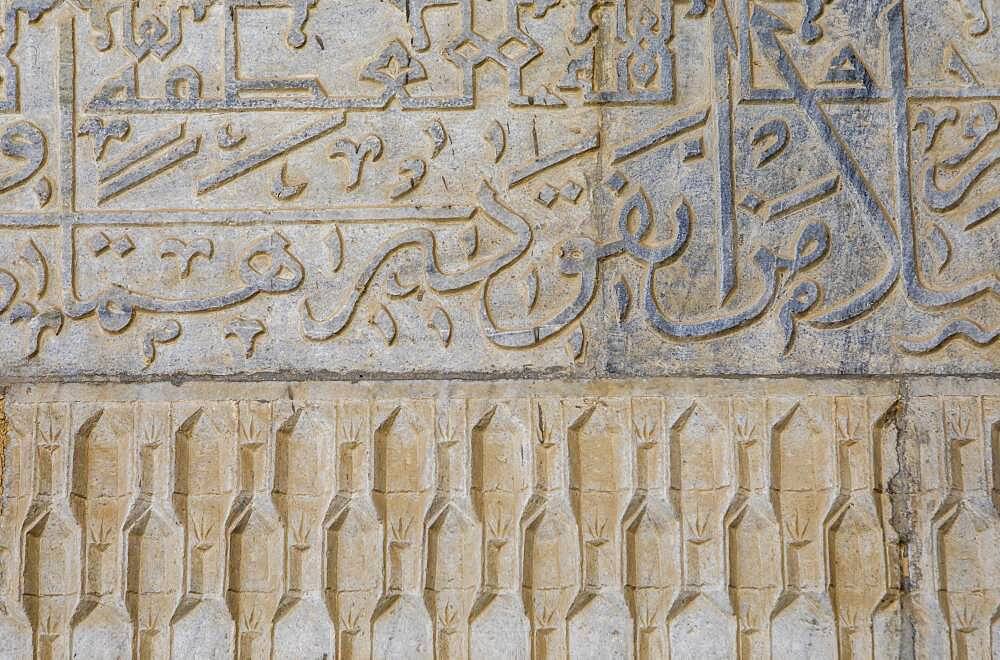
[3,376,985,658]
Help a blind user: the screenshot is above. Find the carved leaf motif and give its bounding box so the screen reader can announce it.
[372,305,397,345]
[429,306,452,347]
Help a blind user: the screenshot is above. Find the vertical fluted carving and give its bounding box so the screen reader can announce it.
[171,402,237,657]
[372,401,434,656]
[469,399,532,655]
[667,398,736,656]
[424,400,480,660]
[22,403,80,660]
[727,397,780,659]
[933,397,1000,659]
[227,402,283,659]
[566,398,632,657]
[125,402,183,658]
[273,400,336,658]
[5,382,990,658]
[326,400,381,660]
[624,396,680,660]
[523,400,579,660]
[70,403,134,656]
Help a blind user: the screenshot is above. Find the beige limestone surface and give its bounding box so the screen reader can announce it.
[0,377,996,659]
[0,0,997,657]
[0,0,994,378]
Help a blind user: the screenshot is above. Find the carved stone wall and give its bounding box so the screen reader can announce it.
[0,0,996,657]
[0,0,993,378]
[0,378,995,659]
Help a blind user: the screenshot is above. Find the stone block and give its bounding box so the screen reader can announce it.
[0,0,991,379]
[0,0,996,656]
[0,377,996,658]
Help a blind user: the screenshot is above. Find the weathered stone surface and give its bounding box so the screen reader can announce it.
[0,0,997,657]
[0,0,994,378]
[0,377,998,659]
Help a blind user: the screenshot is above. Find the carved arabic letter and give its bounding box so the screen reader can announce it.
[0,269,17,314]
[778,281,820,353]
[800,0,831,44]
[96,288,137,333]
[428,306,452,347]
[271,162,308,200]
[216,123,247,150]
[526,268,540,310]
[142,319,181,365]
[485,121,506,163]
[391,159,426,199]
[914,106,958,153]
[78,117,130,159]
[325,226,343,274]
[24,309,63,359]
[34,177,51,207]
[954,0,989,37]
[9,301,34,323]
[165,65,203,101]
[566,324,584,361]
[19,239,47,299]
[159,238,213,277]
[899,318,1000,353]
[425,119,448,159]
[751,6,900,327]
[371,305,397,345]
[302,183,531,341]
[330,135,383,191]
[0,121,45,194]
[613,277,630,325]
[224,317,266,358]
[750,119,789,168]
[239,231,304,293]
[286,0,318,47]
[482,236,600,348]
